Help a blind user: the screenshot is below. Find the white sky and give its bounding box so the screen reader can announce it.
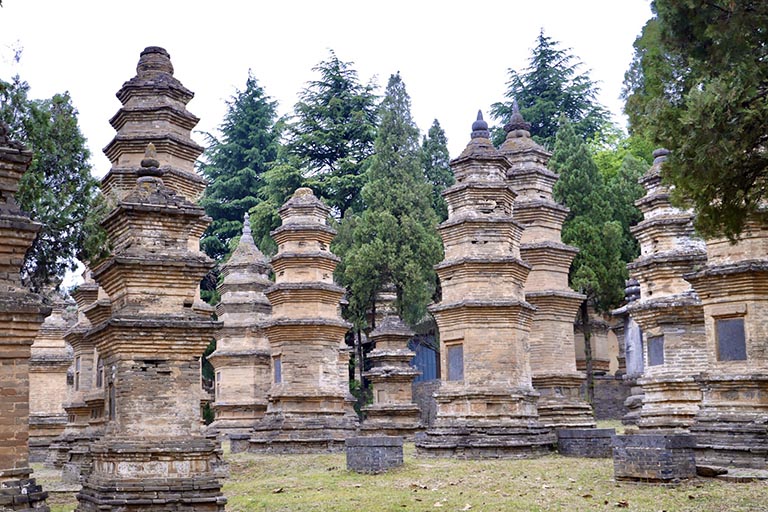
[0,0,652,178]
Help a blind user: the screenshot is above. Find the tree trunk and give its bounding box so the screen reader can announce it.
[580,300,594,404]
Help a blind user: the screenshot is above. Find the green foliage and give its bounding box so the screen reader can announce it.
[0,75,101,291]
[335,73,443,327]
[491,30,611,149]
[248,156,307,256]
[199,71,281,260]
[421,119,454,221]
[287,50,378,218]
[623,1,768,239]
[552,121,626,313]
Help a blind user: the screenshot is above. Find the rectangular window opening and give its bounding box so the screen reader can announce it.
[447,343,464,381]
[647,336,664,366]
[273,356,282,383]
[716,317,747,361]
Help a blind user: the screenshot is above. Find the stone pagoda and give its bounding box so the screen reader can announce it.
[101,46,213,320]
[46,269,107,484]
[0,121,50,509]
[75,47,226,510]
[207,213,272,437]
[627,148,707,431]
[249,187,358,453]
[28,292,73,462]
[498,104,593,428]
[686,207,768,468]
[101,46,206,202]
[361,287,422,439]
[415,112,553,458]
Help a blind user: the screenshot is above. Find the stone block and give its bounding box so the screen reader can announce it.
[557,428,615,458]
[345,436,403,474]
[612,433,696,483]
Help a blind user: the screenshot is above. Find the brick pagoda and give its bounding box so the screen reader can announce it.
[28,292,73,462]
[498,104,593,428]
[686,207,768,468]
[627,149,707,431]
[249,187,358,453]
[361,304,422,439]
[76,47,226,510]
[207,213,272,437]
[0,121,50,510]
[415,112,553,458]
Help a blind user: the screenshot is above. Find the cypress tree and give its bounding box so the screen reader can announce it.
[336,73,443,328]
[421,119,454,222]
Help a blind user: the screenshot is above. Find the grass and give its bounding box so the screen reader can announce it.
[40,441,768,512]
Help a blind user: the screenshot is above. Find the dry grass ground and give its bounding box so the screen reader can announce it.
[41,440,768,512]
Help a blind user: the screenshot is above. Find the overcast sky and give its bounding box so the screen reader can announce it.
[0,0,652,177]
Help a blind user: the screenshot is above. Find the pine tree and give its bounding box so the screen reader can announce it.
[0,76,101,291]
[335,73,443,328]
[491,30,611,149]
[287,50,378,218]
[623,1,768,239]
[421,119,454,222]
[199,71,280,260]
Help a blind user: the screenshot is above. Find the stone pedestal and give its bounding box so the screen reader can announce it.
[207,214,272,437]
[0,122,50,510]
[361,315,422,439]
[415,112,553,458]
[346,436,404,474]
[612,434,696,483]
[557,428,615,458]
[686,209,768,468]
[249,188,357,453]
[628,149,708,432]
[75,47,226,511]
[498,105,592,428]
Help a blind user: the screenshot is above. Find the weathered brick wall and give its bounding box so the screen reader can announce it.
[0,352,30,472]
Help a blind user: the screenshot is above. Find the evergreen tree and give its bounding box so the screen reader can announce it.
[491,30,611,149]
[199,71,280,260]
[551,120,626,401]
[287,50,378,218]
[623,1,768,239]
[335,73,443,328]
[0,75,101,291]
[421,119,454,221]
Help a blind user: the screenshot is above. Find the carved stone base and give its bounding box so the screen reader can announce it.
[533,374,595,428]
[0,469,49,511]
[360,404,423,440]
[637,375,702,431]
[206,403,266,439]
[414,423,554,459]
[76,439,227,511]
[621,378,644,426]
[691,373,768,469]
[248,399,359,453]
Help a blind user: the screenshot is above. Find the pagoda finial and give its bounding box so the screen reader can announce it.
[652,148,670,165]
[137,46,174,78]
[471,110,490,139]
[242,212,252,237]
[504,99,531,133]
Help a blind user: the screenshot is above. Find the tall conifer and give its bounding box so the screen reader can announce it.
[336,73,442,327]
[199,72,280,260]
